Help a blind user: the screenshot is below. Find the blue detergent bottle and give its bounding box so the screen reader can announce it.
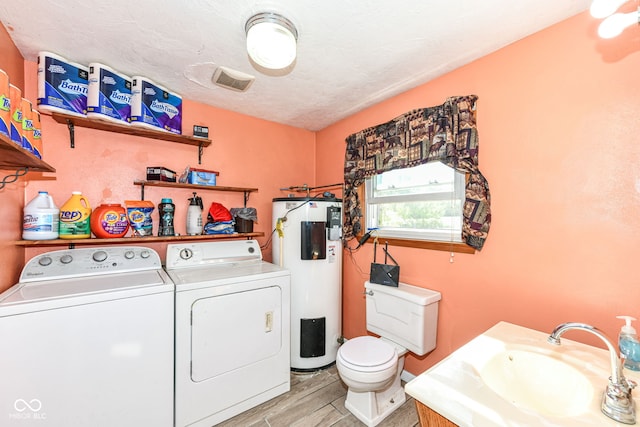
[617,316,640,371]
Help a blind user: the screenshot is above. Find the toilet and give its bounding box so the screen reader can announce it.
[336,281,441,427]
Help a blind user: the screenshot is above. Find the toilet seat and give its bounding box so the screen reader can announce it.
[338,336,397,372]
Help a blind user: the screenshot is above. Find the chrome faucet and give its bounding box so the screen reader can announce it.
[548,322,636,425]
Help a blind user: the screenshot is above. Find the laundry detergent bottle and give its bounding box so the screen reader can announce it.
[59,191,92,239]
[617,315,640,371]
[22,191,59,240]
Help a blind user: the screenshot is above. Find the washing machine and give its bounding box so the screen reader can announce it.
[0,246,174,427]
[166,239,290,427]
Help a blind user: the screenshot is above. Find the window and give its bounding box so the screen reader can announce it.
[364,162,472,252]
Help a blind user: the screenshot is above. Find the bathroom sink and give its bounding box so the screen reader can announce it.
[479,349,594,417]
[405,321,640,426]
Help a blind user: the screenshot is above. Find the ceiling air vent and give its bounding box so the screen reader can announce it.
[212,66,255,92]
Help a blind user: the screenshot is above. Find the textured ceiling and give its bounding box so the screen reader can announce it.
[1,0,590,131]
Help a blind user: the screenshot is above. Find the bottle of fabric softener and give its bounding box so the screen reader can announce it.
[158,198,175,236]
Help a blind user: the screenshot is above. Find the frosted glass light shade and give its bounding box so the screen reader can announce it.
[246,13,298,70]
[590,0,629,18]
[598,10,639,38]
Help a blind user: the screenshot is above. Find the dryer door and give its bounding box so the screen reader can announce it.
[191,285,282,382]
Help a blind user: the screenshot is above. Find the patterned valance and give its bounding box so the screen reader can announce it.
[343,95,491,250]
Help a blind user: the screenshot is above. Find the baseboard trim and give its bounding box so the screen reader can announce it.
[401,369,416,383]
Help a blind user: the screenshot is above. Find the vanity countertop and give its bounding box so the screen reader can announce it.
[405,321,640,427]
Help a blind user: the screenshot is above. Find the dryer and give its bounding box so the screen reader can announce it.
[166,240,290,427]
[0,246,174,427]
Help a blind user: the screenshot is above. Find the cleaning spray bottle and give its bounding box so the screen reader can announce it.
[186,192,203,235]
[616,315,640,371]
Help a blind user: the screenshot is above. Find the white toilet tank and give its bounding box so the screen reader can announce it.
[365,281,441,355]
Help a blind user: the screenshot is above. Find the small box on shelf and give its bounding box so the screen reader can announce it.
[146,166,177,182]
[193,125,209,138]
[187,168,218,186]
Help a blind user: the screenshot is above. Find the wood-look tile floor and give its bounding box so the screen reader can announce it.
[217,365,419,427]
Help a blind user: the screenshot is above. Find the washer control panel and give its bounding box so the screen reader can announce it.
[20,246,161,282]
[165,240,262,270]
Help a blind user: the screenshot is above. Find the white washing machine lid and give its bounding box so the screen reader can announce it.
[0,270,173,316]
[339,336,397,370]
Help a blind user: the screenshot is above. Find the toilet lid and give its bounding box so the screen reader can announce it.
[340,336,396,367]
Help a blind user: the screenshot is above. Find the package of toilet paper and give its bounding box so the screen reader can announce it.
[37,51,88,117]
[130,76,182,134]
[87,63,132,124]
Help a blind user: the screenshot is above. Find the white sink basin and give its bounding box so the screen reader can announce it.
[479,349,594,417]
[405,322,640,426]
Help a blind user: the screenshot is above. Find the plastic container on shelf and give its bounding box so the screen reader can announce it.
[22,191,59,240]
[158,198,175,236]
[125,200,154,237]
[59,191,92,239]
[186,193,203,235]
[91,204,130,238]
[230,207,257,233]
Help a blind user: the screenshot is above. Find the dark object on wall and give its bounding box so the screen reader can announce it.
[370,241,399,287]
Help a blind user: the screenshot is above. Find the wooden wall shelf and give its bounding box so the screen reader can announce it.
[50,112,211,163]
[0,132,56,173]
[51,112,211,147]
[15,232,265,248]
[134,180,258,206]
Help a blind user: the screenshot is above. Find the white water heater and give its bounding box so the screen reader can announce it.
[272,197,342,371]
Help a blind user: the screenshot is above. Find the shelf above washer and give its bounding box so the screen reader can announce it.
[15,232,265,248]
[134,180,258,206]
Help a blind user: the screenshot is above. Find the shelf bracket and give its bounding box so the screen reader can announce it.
[198,143,204,164]
[67,242,76,249]
[243,191,250,207]
[140,183,146,200]
[0,167,29,190]
[66,119,75,148]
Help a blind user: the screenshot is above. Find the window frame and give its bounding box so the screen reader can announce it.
[355,174,475,255]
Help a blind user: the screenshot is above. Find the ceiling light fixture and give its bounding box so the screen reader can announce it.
[590,0,629,18]
[245,12,298,70]
[590,0,639,38]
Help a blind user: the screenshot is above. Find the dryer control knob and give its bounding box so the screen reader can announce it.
[179,248,193,260]
[92,250,108,262]
[38,256,53,267]
[60,254,73,264]
[124,250,135,260]
[140,250,151,259]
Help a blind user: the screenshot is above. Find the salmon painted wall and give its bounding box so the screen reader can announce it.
[0,59,315,293]
[317,11,640,376]
[0,24,26,291]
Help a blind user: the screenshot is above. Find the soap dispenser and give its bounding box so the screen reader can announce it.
[616,315,640,371]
